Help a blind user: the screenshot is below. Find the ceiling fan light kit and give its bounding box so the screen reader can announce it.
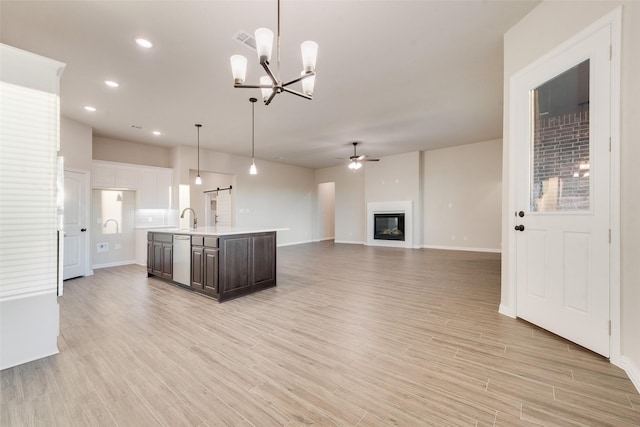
[348,142,379,170]
[229,0,318,105]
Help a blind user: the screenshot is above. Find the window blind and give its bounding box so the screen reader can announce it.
[0,82,59,300]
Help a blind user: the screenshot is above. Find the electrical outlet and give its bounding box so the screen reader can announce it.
[97,242,108,253]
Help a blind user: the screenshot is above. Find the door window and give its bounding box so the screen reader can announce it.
[530,59,590,212]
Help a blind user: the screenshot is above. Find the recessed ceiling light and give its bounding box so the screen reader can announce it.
[135,38,153,48]
[152,131,161,136]
[84,106,96,112]
[105,80,119,88]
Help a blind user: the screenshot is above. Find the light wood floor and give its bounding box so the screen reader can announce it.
[2,242,639,426]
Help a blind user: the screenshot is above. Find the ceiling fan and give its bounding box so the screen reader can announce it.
[347,142,379,169]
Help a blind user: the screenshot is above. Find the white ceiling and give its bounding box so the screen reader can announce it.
[0,0,539,169]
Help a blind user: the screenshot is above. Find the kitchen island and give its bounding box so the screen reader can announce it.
[147,227,277,302]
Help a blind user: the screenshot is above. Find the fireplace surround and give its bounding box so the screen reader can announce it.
[367,201,414,248]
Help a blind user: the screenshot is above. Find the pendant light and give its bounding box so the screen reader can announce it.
[194,124,202,185]
[249,97,258,175]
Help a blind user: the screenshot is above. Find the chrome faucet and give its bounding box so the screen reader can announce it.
[103,218,119,234]
[180,207,198,230]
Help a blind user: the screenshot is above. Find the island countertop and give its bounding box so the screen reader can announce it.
[147,226,288,236]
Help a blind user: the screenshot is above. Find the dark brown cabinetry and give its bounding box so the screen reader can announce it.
[191,236,218,297]
[218,232,276,302]
[147,233,172,280]
[149,230,276,302]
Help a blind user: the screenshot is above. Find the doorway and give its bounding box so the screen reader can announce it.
[318,182,335,241]
[63,170,89,280]
[508,14,620,358]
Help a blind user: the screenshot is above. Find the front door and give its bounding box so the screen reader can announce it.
[63,170,88,280]
[513,24,611,356]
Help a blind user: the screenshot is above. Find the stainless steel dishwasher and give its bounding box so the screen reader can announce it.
[172,234,191,286]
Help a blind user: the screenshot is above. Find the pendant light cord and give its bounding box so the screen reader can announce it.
[251,101,255,159]
[277,0,281,73]
[195,123,202,175]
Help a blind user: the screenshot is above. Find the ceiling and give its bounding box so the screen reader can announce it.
[0,0,539,169]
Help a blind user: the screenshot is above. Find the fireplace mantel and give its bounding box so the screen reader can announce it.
[367,201,414,248]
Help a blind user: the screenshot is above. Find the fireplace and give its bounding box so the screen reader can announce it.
[374,213,405,241]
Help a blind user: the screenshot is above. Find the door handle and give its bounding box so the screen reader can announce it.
[80,228,87,232]
[518,211,525,217]
[514,225,525,232]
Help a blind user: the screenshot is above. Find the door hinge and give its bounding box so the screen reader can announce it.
[610,45,613,60]
[609,137,612,152]
[609,320,612,336]
[609,229,611,243]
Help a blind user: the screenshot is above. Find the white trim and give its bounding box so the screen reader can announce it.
[607,6,622,367]
[620,356,640,394]
[366,201,414,248]
[422,245,501,254]
[334,240,365,245]
[317,237,335,242]
[277,239,315,247]
[92,260,136,270]
[505,7,622,363]
[499,304,516,318]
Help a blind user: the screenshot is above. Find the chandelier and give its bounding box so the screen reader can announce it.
[230,0,318,105]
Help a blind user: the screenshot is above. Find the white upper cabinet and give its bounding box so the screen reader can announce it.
[91,161,173,209]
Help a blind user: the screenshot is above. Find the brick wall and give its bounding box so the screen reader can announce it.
[532,111,590,211]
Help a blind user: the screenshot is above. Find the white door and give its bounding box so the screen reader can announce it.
[216,190,233,227]
[63,170,88,280]
[513,25,611,356]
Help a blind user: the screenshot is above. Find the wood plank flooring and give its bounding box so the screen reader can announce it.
[2,241,639,426]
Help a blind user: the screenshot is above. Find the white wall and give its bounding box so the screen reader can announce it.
[174,146,316,246]
[423,139,502,252]
[60,116,92,171]
[365,151,421,246]
[502,1,640,389]
[91,190,136,268]
[188,170,234,228]
[315,165,365,244]
[317,182,335,240]
[93,136,171,168]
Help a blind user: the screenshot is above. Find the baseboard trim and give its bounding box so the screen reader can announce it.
[498,304,516,318]
[318,237,335,242]
[620,356,640,394]
[277,240,315,247]
[422,244,501,254]
[92,260,136,270]
[334,240,365,245]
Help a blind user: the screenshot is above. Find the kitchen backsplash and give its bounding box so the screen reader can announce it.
[135,209,179,228]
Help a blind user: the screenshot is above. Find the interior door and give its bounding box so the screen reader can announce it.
[216,190,232,227]
[63,170,87,280]
[513,25,611,356]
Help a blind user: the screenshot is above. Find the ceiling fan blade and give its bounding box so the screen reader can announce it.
[357,155,365,161]
[362,158,380,162]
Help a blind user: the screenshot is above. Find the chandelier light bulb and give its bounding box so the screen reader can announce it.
[230,55,248,84]
[301,71,315,96]
[255,28,274,63]
[260,76,272,102]
[301,41,318,72]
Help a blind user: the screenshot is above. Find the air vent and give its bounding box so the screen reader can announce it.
[234,31,256,50]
